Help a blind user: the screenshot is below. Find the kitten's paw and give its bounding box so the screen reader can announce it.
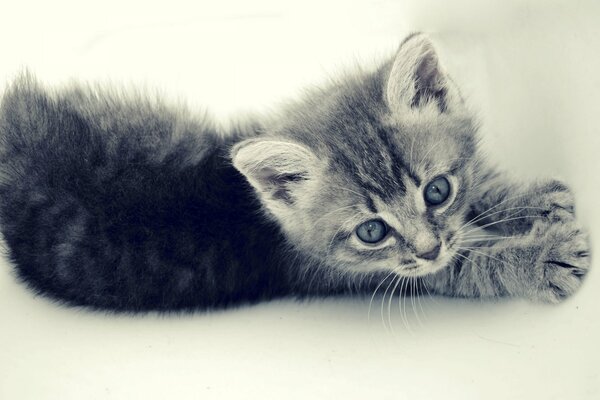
[532,221,590,302]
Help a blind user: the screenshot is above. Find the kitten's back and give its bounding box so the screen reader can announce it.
[0,76,289,311]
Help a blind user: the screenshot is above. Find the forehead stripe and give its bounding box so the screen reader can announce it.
[376,126,412,191]
[365,195,378,213]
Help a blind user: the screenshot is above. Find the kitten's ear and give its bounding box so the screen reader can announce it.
[386,33,462,113]
[231,139,319,206]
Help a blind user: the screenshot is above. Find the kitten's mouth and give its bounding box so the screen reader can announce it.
[399,241,453,277]
[403,262,446,277]
[404,262,448,277]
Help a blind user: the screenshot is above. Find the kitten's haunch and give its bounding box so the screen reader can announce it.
[0,34,590,312]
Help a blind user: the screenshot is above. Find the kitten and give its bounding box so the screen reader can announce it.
[0,34,590,312]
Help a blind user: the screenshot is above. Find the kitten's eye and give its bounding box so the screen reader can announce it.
[356,219,387,244]
[424,176,451,206]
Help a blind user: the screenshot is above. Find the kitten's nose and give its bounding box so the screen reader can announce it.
[416,243,441,261]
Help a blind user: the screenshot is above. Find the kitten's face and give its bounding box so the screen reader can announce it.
[233,34,478,278]
[283,116,476,277]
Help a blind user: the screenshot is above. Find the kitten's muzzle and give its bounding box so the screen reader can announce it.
[416,243,441,261]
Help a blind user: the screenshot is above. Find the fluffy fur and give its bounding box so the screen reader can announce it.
[0,34,590,312]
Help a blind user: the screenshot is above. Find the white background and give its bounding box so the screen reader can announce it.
[0,1,599,399]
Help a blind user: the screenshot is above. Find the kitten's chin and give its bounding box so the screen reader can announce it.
[407,260,450,277]
[347,258,450,277]
[408,250,455,277]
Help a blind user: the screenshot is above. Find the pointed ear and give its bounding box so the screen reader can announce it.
[386,33,462,113]
[231,139,319,206]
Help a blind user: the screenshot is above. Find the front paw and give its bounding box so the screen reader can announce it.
[530,221,590,302]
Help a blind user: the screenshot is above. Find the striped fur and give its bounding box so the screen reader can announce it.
[0,34,590,311]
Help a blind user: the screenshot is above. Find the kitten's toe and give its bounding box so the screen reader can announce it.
[534,221,591,303]
[536,179,576,222]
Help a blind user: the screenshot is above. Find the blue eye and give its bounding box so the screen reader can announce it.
[356,219,387,244]
[424,176,451,206]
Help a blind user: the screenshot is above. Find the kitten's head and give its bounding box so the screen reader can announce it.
[232,34,479,277]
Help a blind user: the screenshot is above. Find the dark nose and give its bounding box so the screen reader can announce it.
[416,243,441,260]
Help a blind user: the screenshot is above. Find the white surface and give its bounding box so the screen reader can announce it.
[1,1,599,399]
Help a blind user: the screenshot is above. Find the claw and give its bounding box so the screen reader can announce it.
[548,282,568,299]
[571,269,585,278]
[544,260,577,269]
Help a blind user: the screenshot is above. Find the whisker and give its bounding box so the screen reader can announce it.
[403,277,413,334]
[396,275,408,332]
[387,270,404,335]
[460,214,543,235]
[421,156,474,178]
[399,274,413,334]
[416,278,430,322]
[420,276,439,306]
[459,235,520,243]
[328,185,368,200]
[409,135,417,176]
[419,140,444,167]
[453,251,478,272]
[459,206,545,232]
[419,279,435,322]
[460,190,549,230]
[367,270,396,322]
[312,205,357,226]
[451,251,494,302]
[325,212,362,257]
[456,247,520,283]
[410,275,424,329]
[380,274,399,332]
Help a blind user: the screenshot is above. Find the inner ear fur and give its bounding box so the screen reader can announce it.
[386,33,463,113]
[231,139,318,204]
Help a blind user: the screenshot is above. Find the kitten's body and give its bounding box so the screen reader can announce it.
[0,35,590,311]
[0,81,298,311]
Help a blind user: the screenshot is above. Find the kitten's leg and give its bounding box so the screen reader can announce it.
[466,169,576,236]
[426,220,590,302]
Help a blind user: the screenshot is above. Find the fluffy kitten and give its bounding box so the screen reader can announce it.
[0,34,590,312]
